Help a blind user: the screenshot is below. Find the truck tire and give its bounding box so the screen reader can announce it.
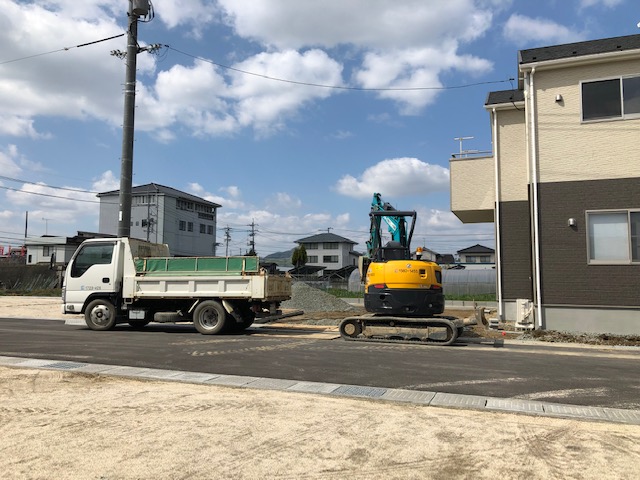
[85,299,117,331]
[193,300,227,335]
[236,302,256,330]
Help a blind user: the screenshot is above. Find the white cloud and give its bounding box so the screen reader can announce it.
[187,182,247,209]
[0,1,128,136]
[579,0,624,7]
[218,0,499,114]
[0,145,24,176]
[153,0,220,37]
[0,115,51,139]
[355,44,492,114]
[503,14,585,46]
[0,1,506,140]
[217,0,497,49]
[271,192,302,210]
[335,158,450,199]
[91,171,119,193]
[228,49,344,135]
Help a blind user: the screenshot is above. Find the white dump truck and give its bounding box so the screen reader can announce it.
[62,237,291,334]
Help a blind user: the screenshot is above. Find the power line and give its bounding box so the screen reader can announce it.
[0,33,125,65]
[0,185,103,203]
[0,175,98,194]
[165,45,513,92]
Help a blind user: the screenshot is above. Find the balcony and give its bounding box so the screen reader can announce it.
[450,155,495,223]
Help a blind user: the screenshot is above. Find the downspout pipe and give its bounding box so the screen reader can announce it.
[528,68,544,328]
[492,108,503,320]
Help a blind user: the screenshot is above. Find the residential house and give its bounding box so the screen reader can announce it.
[98,183,221,257]
[295,233,359,276]
[450,33,640,334]
[25,231,114,266]
[457,244,495,270]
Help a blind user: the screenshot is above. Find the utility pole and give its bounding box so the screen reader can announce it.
[114,0,158,237]
[247,220,257,255]
[224,226,231,257]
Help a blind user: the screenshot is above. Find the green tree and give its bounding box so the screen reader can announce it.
[291,245,308,268]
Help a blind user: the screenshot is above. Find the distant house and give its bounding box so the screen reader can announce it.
[457,244,495,269]
[450,33,640,334]
[98,183,221,257]
[295,233,359,275]
[25,231,114,266]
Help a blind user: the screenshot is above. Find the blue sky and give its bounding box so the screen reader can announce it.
[0,0,638,256]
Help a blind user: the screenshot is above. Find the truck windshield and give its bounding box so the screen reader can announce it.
[70,243,115,278]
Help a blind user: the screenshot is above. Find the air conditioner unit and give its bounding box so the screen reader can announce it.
[515,299,534,330]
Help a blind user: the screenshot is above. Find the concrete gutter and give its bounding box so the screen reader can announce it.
[1,355,638,426]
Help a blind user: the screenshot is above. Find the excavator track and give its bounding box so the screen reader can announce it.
[339,315,464,346]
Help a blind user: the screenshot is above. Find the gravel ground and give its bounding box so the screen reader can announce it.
[281,282,357,312]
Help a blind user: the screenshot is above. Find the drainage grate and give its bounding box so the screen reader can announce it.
[332,385,387,398]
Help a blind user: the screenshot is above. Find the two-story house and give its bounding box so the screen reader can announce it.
[457,244,495,270]
[450,34,640,335]
[98,183,221,257]
[295,233,359,274]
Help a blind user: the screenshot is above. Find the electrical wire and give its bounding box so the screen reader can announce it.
[165,45,514,92]
[0,33,125,65]
[0,175,99,194]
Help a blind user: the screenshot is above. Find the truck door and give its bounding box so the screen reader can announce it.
[63,241,119,311]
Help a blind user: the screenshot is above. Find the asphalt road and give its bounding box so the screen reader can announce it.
[2,317,639,410]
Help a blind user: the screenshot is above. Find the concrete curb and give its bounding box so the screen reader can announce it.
[2,355,638,426]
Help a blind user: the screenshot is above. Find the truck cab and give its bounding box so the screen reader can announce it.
[62,239,121,315]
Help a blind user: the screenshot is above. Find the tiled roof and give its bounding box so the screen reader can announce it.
[485,89,524,106]
[457,244,495,254]
[519,33,640,65]
[296,233,357,244]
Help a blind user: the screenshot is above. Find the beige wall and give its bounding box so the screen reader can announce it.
[495,108,528,202]
[529,58,640,183]
[450,156,495,223]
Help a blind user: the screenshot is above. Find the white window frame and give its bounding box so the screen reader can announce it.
[586,209,640,265]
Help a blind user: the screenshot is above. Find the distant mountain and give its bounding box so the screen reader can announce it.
[263,248,295,267]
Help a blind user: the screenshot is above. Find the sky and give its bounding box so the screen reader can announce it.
[0,0,638,257]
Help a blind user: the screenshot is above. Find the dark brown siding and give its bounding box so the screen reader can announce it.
[538,178,640,306]
[498,201,533,300]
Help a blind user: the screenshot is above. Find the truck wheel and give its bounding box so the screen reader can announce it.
[238,302,256,329]
[193,300,227,335]
[85,299,117,331]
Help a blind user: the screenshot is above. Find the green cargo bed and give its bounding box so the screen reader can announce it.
[135,256,260,276]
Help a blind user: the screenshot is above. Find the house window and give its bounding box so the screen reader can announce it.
[587,210,640,264]
[582,75,640,121]
[306,243,318,250]
[207,225,213,235]
[187,222,194,232]
[200,224,206,234]
[323,242,339,249]
[323,255,339,263]
[43,246,51,256]
[308,255,318,263]
[179,221,186,231]
[467,255,490,263]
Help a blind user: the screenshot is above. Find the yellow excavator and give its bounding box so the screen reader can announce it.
[339,193,467,345]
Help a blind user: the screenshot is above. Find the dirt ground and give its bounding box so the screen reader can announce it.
[1,297,640,478]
